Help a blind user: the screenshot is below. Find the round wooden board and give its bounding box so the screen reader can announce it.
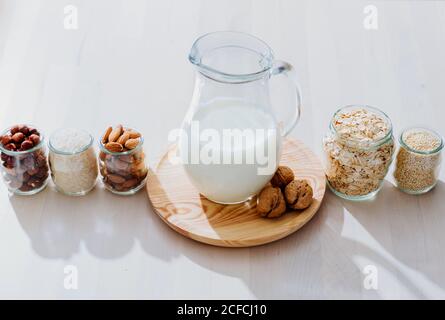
[146,138,326,248]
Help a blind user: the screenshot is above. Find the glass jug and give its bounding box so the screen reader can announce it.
[179,31,302,204]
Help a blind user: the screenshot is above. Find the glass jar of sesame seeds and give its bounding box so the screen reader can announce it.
[394,127,443,194]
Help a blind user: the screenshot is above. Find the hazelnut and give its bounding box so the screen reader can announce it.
[11,132,25,144]
[20,140,34,151]
[35,153,47,166]
[10,126,20,135]
[4,143,17,151]
[284,180,313,210]
[28,127,39,135]
[23,156,36,169]
[22,171,30,182]
[19,125,29,136]
[29,134,40,146]
[27,167,39,176]
[27,176,42,188]
[1,135,12,146]
[4,157,15,169]
[36,168,49,179]
[270,166,294,188]
[257,186,287,218]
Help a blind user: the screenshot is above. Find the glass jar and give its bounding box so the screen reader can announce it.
[394,127,443,194]
[322,105,395,201]
[99,135,148,195]
[48,128,98,196]
[0,125,49,195]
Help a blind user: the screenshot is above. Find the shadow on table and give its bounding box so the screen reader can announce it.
[339,180,445,298]
[10,182,181,262]
[175,180,445,299]
[11,177,445,298]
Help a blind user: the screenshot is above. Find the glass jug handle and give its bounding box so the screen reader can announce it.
[270,60,302,137]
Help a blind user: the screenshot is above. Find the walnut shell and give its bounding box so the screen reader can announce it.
[284,180,313,210]
[257,186,287,218]
[270,166,294,188]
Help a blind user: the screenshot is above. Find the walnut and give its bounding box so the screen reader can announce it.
[270,166,294,188]
[257,186,286,218]
[284,180,313,210]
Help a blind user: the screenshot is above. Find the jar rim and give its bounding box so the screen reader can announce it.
[48,128,94,155]
[399,126,444,155]
[329,105,394,148]
[0,124,45,155]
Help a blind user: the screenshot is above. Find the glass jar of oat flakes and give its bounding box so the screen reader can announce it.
[394,127,443,194]
[322,105,395,201]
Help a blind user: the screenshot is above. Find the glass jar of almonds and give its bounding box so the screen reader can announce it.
[99,125,148,195]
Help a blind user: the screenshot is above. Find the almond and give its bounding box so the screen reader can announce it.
[100,165,107,176]
[133,150,145,161]
[108,125,123,142]
[113,159,129,171]
[125,138,139,150]
[107,174,126,184]
[118,155,134,163]
[137,168,148,179]
[105,142,123,153]
[127,130,141,139]
[130,159,146,174]
[102,126,112,144]
[122,178,139,189]
[117,132,130,145]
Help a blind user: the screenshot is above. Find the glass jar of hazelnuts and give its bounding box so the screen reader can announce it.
[0,124,49,195]
[99,125,148,195]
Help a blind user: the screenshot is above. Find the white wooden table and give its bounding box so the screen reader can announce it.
[1,0,445,299]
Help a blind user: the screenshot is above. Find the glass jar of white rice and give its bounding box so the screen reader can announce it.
[48,128,98,196]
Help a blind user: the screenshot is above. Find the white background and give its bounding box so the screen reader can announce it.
[0,0,445,299]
